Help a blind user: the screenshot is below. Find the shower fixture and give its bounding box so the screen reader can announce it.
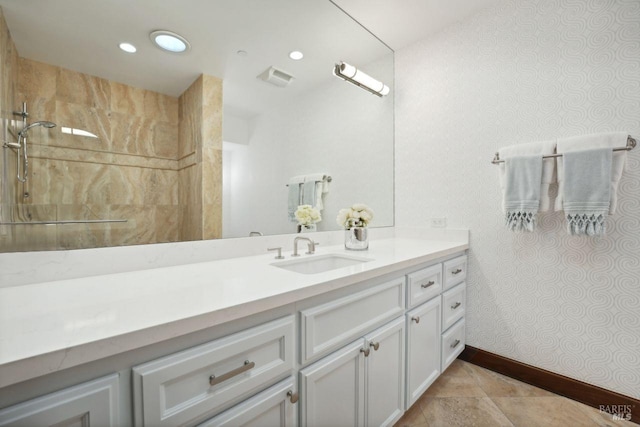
[2,104,57,184]
[19,121,56,135]
[15,120,57,183]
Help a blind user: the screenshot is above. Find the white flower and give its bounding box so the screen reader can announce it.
[336,204,374,228]
[295,205,322,226]
[336,208,350,228]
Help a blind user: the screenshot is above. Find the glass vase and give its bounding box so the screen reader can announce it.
[297,223,317,233]
[345,227,368,250]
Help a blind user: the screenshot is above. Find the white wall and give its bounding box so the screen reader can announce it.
[395,0,640,398]
[222,57,394,238]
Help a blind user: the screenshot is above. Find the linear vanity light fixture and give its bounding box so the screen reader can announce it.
[333,61,390,97]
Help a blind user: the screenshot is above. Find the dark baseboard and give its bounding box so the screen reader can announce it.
[458,345,639,424]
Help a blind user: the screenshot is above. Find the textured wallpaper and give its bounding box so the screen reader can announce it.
[395,0,640,398]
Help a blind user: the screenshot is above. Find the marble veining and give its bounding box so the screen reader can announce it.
[1,48,223,251]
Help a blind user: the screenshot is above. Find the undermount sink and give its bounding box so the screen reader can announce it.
[272,253,373,275]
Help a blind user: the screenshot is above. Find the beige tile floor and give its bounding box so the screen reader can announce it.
[395,360,636,427]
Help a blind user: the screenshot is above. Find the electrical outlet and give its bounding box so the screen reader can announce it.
[430,217,447,228]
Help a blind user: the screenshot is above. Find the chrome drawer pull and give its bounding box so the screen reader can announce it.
[369,341,380,351]
[287,390,299,404]
[411,316,420,324]
[452,268,463,275]
[421,280,435,289]
[209,360,255,387]
[451,302,462,310]
[360,348,370,357]
[450,339,461,349]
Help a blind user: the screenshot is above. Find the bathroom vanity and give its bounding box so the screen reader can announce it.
[0,234,468,426]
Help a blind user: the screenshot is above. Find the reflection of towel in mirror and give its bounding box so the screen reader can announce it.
[555,132,628,214]
[560,148,612,236]
[288,175,305,222]
[302,181,316,207]
[503,155,543,232]
[303,173,330,211]
[498,140,556,211]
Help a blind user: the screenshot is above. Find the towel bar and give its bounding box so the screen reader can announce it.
[491,135,637,164]
[285,175,332,187]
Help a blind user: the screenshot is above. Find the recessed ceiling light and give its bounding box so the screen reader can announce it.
[119,42,137,53]
[150,30,191,53]
[289,50,304,60]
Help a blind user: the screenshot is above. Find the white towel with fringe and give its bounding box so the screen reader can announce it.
[561,148,612,236]
[503,155,543,232]
[498,140,556,212]
[555,132,628,214]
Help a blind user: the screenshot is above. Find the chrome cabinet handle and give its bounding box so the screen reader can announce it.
[451,302,461,310]
[287,390,299,404]
[360,348,370,357]
[421,280,435,289]
[450,339,461,349]
[369,341,380,351]
[452,268,463,275]
[209,360,255,386]
[411,316,420,324]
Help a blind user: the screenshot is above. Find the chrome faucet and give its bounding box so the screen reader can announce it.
[292,237,316,257]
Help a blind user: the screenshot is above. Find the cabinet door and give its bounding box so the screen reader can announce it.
[0,374,119,427]
[364,317,405,427]
[299,339,366,427]
[406,297,441,408]
[198,377,297,427]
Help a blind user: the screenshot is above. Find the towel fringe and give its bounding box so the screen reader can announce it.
[566,213,606,236]
[505,210,537,232]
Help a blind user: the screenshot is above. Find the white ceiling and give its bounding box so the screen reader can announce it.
[0,0,500,118]
[331,0,503,50]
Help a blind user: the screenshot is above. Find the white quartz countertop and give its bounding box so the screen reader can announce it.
[0,237,467,388]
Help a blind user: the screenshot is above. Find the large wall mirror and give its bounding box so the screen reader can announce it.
[0,0,393,252]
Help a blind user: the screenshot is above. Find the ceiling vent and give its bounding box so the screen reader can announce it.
[257,66,295,88]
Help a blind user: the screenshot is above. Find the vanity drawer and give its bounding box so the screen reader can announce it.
[407,263,442,308]
[197,376,296,427]
[300,277,405,363]
[441,318,465,372]
[443,255,467,290]
[442,282,465,332]
[132,316,295,427]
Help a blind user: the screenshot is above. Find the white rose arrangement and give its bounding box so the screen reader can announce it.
[336,203,374,229]
[295,205,322,226]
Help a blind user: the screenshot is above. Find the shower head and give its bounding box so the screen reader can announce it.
[19,121,57,136]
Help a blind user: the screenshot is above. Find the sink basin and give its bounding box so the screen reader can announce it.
[272,253,372,275]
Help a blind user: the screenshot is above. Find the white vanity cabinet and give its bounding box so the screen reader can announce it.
[405,296,442,408]
[299,317,405,427]
[0,243,469,427]
[0,374,119,427]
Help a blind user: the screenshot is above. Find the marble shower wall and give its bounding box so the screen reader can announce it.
[0,8,19,250]
[178,74,223,241]
[1,57,181,251]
